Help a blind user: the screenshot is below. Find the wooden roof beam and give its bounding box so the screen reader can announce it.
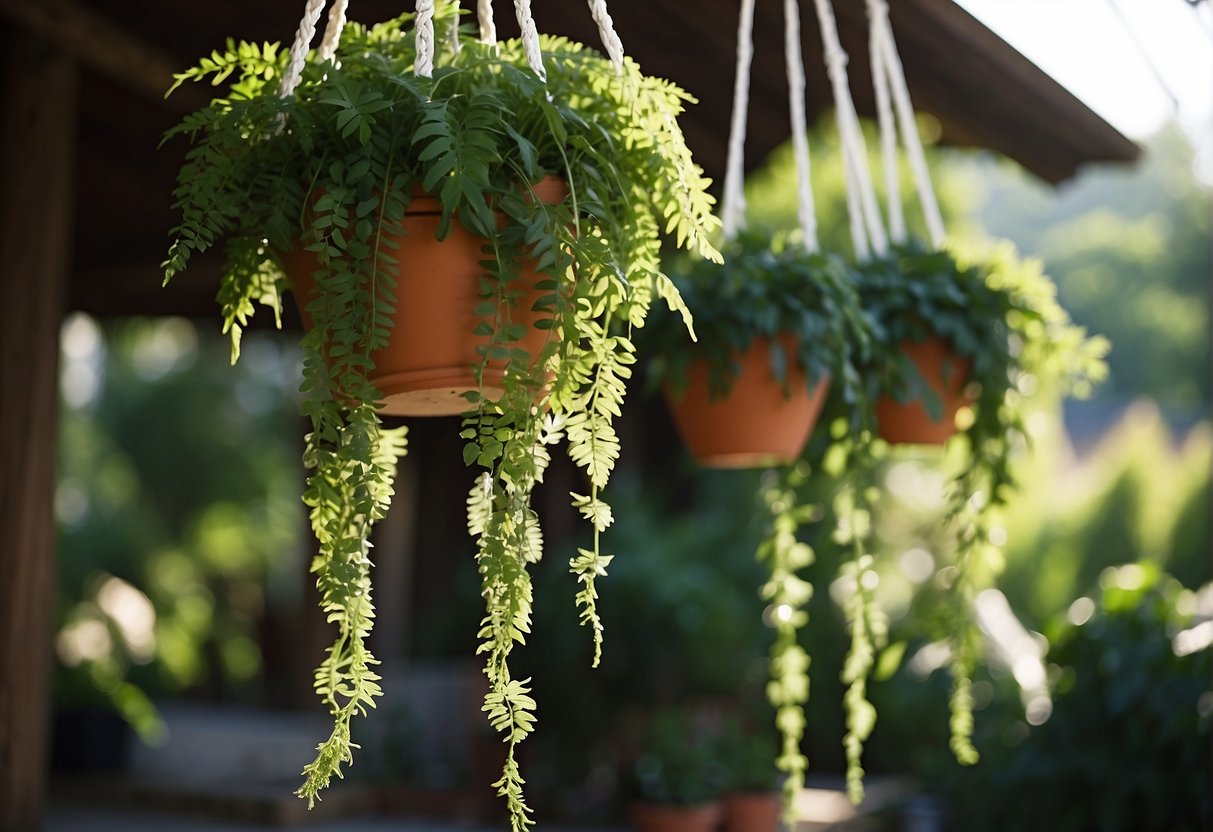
[0,0,207,113]
[885,0,1139,182]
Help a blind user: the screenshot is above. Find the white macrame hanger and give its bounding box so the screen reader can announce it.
[478,0,497,44]
[281,1,627,91]
[588,1,626,72]
[280,0,348,96]
[510,2,629,81]
[317,0,350,63]
[784,0,819,252]
[516,1,628,81]
[433,2,544,81]
[280,0,332,98]
[277,1,514,82]
[811,0,887,262]
[866,0,903,244]
[720,0,756,241]
[416,0,437,77]
[723,0,821,251]
[513,1,547,81]
[866,0,946,248]
[448,2,463,55]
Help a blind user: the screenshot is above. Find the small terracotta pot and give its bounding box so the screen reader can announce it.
[874,336,973,446]
[664,334,831,469]
[629,800,724,832]
[286,176,565,417]
[722,792,781,832]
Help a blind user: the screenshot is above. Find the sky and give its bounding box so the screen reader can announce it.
[954,0,1213,174]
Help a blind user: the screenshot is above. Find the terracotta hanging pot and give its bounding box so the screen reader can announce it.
[629,801,724,832]
[874,336,973,445]
[665,333,831,469]
[721,792,782,832]
[285,176,565,417]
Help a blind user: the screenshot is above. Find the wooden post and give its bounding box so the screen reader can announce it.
[0,31,77,832]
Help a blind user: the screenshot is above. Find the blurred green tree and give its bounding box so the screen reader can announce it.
[996,403,1212,626]
[54,315,303,734]
[949,126,1211,415]
[941,564,1212,832]
[746,122,1210,418]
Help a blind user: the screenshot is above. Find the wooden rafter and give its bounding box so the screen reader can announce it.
[0,0,206,112]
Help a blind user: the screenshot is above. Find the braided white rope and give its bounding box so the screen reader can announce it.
[843,99,888,258]
[871,3,945,247]
[415,0,436,78]
[448,5,463,55]
[720,0,757,241]
[866,0,903,244]
[478,0,497,45]
[587,1,626,73]
[811,0,887,260]
[280,0,330,98]
[513,0,547,80]
[842,150,868,262]
[783,0,818,252]
[317,0,349,63]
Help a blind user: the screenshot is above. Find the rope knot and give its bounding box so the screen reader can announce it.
[824,47,849,77]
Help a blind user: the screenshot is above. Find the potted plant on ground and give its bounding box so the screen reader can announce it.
[645,228,870,468]
[629,707,725,832]
[161,4,719,826]
[717,713,782,832]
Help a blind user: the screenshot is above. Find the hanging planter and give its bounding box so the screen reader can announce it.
[844,0,975,449]
[644,0,885,821]
[285,177,566,416]
[849,241,1107,774]
[856,245,1004,449]
[873,336,971,445]
[160,2,721,827]
[646,231,867,470]
[665,332,830,468]
[714,0,1110,817]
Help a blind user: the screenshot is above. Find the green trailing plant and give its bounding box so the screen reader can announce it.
[754,465,818,818]
[644,228,882,811]
[755,442,890,809]
[852,241,1108,766]
[645,228,884,809]
[646,228,870,404]
[826,450,887,805]
[161,5,719,827]
[711,241,1105,810]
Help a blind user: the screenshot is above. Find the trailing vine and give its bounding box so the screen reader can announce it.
[832,476,886,804]
[293,150,413,803]
[162,6,719,825]
[652,235,1105,812]
[755,464,817,820]
[648,231,877,816]
[853,241,1107,774]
